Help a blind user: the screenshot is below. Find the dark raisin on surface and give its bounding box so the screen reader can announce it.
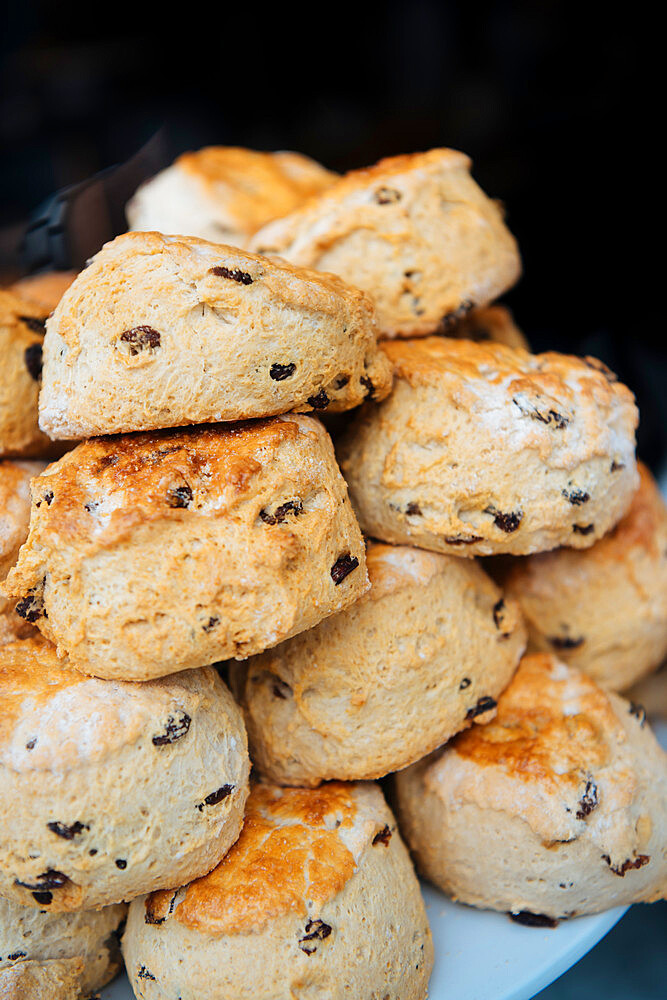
[572,523,594,535]
[115,859,127,869]
[47,821,88,840]
[576,778,599,820]
[272,679,292,700]
[84,501,99,514]
[511,396,570,430]
[197,784,235,811]
[492,598,511,636]
[335,375,350,389]
[601,853,650,877]
[20,315,47,335]
[372,825,392,847]
[629,702,646,727]
[405,502,422,516]
[152,711,192,747]
[299,919,332,955]
[610,460,625,472]
[39,491,54,507]
[259,499,303,525]
[15,591,44,622]
[375,186,402,204]
[584,356,618,382]
[438,299,473,332]
[119,326,161,356]
[269,362,296,381]
[360,374,375,398]
[203,616,219,633]
[509,911,559,928]
[459,677,471,690]
[485,506,523,533]
[166,484,193,508]
[209,265,253,285]
[307,388,330,410]
[330,553,360,585]
[548,635,584,650]
[6,950,28,960]
[466,696,497,720]
[24,343,43,381]
[137,966,157,981]
[15,870,70,893]
[562,487,590,505]
[26,738,37,750]
[32,891,53,905]
[444,534,483,545]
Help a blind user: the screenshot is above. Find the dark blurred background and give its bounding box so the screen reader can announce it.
[0,0,663,457]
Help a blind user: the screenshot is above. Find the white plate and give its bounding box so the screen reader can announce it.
[101,894,627,1000]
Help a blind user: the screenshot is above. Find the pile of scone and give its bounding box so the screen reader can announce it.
[1,145,666,1000]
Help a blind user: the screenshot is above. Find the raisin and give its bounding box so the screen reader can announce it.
[360,374,375,398]
[576,778,598,819]
[152,711,191,746]
[307,388,330,410]
[166,484,193,508]
[610,460,625,472]
[573,523,594,535]
[584,356,618,382]
[84,501,99,514]
[330,553,359,585]
[299,919,332,955]
[335,375,350,389]
[20,315,46,335]
[209,265,253,285]
[37,491,54,508]
[24,344,43,381]
[259,500,303,525]
[269,362,296,380]
[492,598,511,636]
[119,326,161,356]
[197,784,234,811]
[602,853,650,876]
[203,616,219,632]
[466,696,497,720]
[372,825,392,846]
[512,396,569,429]
[137,966,157,980]
[444,534,483,545]
[47,821,88,840]
[6,951,27,960]
[115,859,127,869]
[15,591,44,622]
[15,870,70,894]
[272,679,292,699]
[562,487,590,505]
[485,506,523,533]
[549,635,584,650]
[459,678,471,690]
[405,502,422,516]
[509,911,558,928]
[438,300,473,332]
[32,891,53,905]
[629,702,646,727]
[26,738,36,750]
[375,187,402,204]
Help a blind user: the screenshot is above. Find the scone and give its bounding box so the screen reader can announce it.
[250,148,521,338]
[0,291,52,458]
[0,957,84,999]
[5,417,368,680]
[231,541,525,786]
[451,303,529,350]
[122,781,433,1000]
[0,895,126,996]
[626,664,667,720]
[338,338,639,556]
[39,231,393,439]
[8,271,76,314]
[126,146,337,245]
[504,463,667,690]
[1,459,45,645]
[395,653,667,919]
[0,637,250,910]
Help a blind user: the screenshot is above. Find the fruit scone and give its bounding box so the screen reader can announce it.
[395,653,667,920]
[0,895,126,998]
[122,781,433,1000]
[250,148,521,338]
[4,417,368,680]
[504,462,667,691]
[0,291,52,458]
[127,146,338,245]
[0,637,249,911]
[1,459,45,645]
[232,541,525,786]
[39,232,392,439]
[8,271,76,314]
[338,337,639,556]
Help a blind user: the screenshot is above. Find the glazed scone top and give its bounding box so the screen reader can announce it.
[145,782,384,935]
[13,417,333,552]
[432,654,656,859]
[0,637,225,773]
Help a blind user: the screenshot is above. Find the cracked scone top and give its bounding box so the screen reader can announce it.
[232,541,525,786]
[39,231,392,439]
[0,637,250,911]
[249,148,521,338]
[394,653,667,918]
[338,337,639,556]
[5,416,368,680]
[0,290,53,458]
[505,463,667,690]
[0,459,45,645]
[126,147,338,244]
[122,782,433,1000]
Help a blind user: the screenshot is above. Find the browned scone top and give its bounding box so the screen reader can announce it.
[250,148,521,338]
[127,147,338,244]
[0,291,53,459]
[9,271,77,314]
[5,416,369,680]
[1,459,45,644]
[505,463,667,690]
[39,231,392,439]
[339,337,639,556]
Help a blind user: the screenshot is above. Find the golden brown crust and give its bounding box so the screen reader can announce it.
[8,272,77,314]
[0,292,53,459]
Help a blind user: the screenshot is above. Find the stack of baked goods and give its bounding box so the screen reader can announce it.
[1,145,665,1000]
